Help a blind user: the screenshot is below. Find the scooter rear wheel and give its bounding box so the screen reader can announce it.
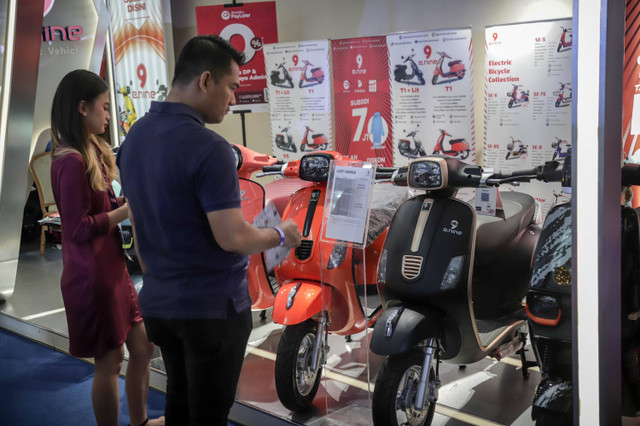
[373,350,436,426]
[275,319,322,412]
[459,150,470,160]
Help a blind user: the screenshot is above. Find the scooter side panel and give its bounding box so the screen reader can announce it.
[272,281,331,325]
[370,306,444,356]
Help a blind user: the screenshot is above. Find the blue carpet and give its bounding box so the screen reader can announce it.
[0,327,166,425]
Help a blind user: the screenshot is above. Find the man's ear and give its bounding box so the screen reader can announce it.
[198,71,213,92]
[78,100,88,117]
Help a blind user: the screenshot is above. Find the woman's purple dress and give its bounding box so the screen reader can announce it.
[51,152,142,358]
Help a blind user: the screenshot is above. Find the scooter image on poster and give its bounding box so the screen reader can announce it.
[300,125,328,151]
[118,83,137,137]
[394,50,426,85]
[432,51,466,85]
[554,82,571,107]
[270,60,295,88]
[432,129,470,160]
[156,79,168,102]
[299,60,324,88]
[505,136,528,160]
[507,84,530,108]
[551,137,571,161]
[275,125,297,153]
[557,26,572,52]
[398,128,427,159]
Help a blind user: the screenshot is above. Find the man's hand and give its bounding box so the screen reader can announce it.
[279,218,302,248]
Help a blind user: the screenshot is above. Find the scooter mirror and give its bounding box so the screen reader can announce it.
[408,158,448,190]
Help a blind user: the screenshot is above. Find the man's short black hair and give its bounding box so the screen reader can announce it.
[172,35,245,86]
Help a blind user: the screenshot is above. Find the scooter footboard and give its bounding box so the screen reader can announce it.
[272,281,331,325]
[532,378,572,418]
[370,306,444,356]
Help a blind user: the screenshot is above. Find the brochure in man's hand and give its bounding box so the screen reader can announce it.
[252,203,291,272]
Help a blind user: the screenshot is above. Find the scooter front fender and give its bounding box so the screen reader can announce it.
[370,306,444,356]
[272,281,331,325]
[532,378,572,418]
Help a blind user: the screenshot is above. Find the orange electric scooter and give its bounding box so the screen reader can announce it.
[232,144,311,311]
[259,151,407,412]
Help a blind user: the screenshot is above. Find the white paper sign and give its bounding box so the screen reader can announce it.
[252,202,290,272]
[324,166,374,244]
[474,187,498,216]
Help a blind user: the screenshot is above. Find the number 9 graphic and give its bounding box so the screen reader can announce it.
[292,55,299,66]
[493,33,498,41]
[137,64,147,88]
[424,45,431,59]
[220,23,258,63]
[356,54,363,69]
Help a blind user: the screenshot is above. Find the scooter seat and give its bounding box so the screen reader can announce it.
[311,67,322,73]
[474,192,535,265]
[312,133,323,139]
[448,60,462,67]
[450,138,465,144]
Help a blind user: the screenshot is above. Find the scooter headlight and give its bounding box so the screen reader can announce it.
[377,248,388,285]
[300,154,333,181]
[408,158,447,190]
[553,266,571,286]
[327,243,348,270]
[440,255,464,291]
[231,144,243,171]
[526,293,561,326]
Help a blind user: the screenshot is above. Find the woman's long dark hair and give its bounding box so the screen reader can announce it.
[51,69,115,192]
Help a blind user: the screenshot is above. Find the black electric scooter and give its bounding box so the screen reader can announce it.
[270,60,294,88]
[275,126,297,153]
[394,52,426,86]
[398,129,427,159]
[527,159,640,425]
[370,156,562,426]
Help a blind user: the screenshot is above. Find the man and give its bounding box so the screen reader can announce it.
[117,35,301,425]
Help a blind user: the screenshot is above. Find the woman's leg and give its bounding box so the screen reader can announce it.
[93,346,124,426]
[125,321,158,426]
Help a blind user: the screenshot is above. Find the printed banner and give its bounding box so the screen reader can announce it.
[196,2,277,108]
[484,19,572,214]
[388,28,475,167]
[264,40,332,161]
[624,0,640,205]
[331,36,393,167]
[109,0,169,142]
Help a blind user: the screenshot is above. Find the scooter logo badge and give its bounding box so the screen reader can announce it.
[221,10,231,20]
[443,220,462,236]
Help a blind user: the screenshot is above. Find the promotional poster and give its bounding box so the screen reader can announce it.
[196,1,277,108]
[109,0,169,142]
[387,28,475,167]
[623,0,640,205]
[331,36,393,167]
[484,19,572,213]
[264,40,332,161]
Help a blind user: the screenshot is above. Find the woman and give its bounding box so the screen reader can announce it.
[50,69,162,426]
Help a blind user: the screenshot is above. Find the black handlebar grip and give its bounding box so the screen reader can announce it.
[262,165,284,173]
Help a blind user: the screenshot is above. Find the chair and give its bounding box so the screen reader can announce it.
[28,152,58,255]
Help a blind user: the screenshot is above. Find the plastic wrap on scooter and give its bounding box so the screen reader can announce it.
[367,184,411,245]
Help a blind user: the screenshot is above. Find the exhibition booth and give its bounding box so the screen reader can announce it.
[0,0,630,424]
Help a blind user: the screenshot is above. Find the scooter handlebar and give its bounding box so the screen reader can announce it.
[261,164,285,173]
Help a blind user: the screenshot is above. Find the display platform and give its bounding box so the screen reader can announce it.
[0,238,542,425]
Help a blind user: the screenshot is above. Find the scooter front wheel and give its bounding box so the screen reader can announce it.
[275,319,322,412]
[373,350,436,426]
[431,75,438,85]
[459,150,470,160]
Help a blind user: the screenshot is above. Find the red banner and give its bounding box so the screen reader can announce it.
[196,2,278,105]
[331,36,393,166]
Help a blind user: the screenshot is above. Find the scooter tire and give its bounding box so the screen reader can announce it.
[299,80,304,89]
[552,152,557,161]
[508,99,514,108]
[275,319,323,412]
[555,99,561,107]
[431,75,438,85]
[458,71,465,80]
[506,152,511,160]
[291,144,297,153]
[557,44,562,53]
[373,350,436,426]
[418,76,426,85]
[300,144,306,152]
[459,150,470,160]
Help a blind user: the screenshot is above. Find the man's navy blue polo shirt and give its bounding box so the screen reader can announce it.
[117,101,250,319]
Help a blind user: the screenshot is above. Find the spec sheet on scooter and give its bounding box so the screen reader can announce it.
[324,166,374,245]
